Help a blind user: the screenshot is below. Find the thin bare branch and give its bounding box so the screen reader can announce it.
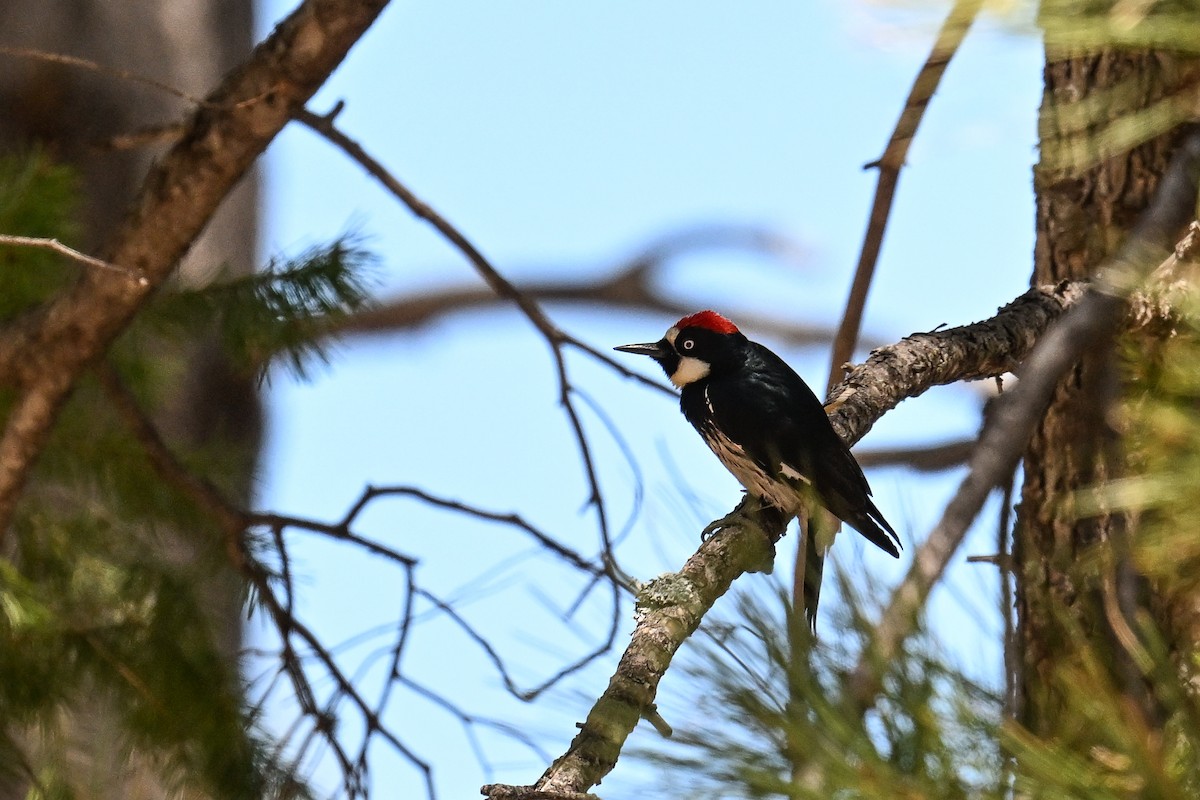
[249,559,432,800]
[825,0,984,395]
[0,235,149,284]
[807,0,984,622]
[0,45,206,106]
[293,106,631,677]
[102,354,582,796]
[293,102,623,520]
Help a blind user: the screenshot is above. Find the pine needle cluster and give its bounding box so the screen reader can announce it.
[0,150,374,797]
[147,238,376,380]
[637,584,1005,800]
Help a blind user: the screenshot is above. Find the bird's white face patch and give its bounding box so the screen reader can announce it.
[670,356,710,388]
[664,326,711,387]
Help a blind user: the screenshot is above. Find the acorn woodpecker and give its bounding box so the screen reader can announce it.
[616,310,900,622]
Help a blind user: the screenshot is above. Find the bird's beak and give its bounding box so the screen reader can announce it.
[614,340,669,359]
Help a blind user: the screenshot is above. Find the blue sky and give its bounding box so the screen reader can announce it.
[252,2,1043,796]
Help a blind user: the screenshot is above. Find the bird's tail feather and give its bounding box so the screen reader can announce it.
[801,507,839,631]
[801,529,825,632]
[845,500,901,557]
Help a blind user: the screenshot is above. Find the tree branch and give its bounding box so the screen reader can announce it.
[0,235,148,284]
[0,0,392,538]
[327,223,838,350]
[847,128,1200,710]
[854,438,975,472]
[481,271,1179,798]
[825,0,984,395]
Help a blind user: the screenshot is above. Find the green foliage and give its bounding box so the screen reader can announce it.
[0,150,377,797]
[0,151,79,318]
[6,514,268,799]
[1001,623,1200,799]
[1039,0,1200,54]
[1112,282,1200,586]
[994,277,1200,798]
[638,585,1005,799]
[146,238,377,380]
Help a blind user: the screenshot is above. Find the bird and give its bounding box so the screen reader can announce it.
[615,310,900,626]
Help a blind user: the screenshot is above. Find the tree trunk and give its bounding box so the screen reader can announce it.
[1017,40,1197,733]
[0,1,259,795]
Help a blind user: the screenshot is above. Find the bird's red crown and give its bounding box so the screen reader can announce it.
[675,310,739,335]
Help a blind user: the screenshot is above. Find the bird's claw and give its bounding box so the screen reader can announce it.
[700,498,758,542]
[700,515,724,542]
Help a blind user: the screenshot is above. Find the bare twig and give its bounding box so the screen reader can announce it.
[806,0,984,622]
[249,559,432,800]
[0,45,207,106]
[294,104,631,689]
[335,485,601,576]
[0,235,149,284]
[0,45,280,114]
[251,483,618,704]
[293,104,622,528]
[825,0,984,395]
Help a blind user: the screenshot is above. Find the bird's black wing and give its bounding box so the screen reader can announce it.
[700,342,900,557]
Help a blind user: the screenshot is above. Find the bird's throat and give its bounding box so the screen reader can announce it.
[670,356,711,388]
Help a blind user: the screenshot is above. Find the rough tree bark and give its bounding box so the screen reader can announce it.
[1017,35,1200,731]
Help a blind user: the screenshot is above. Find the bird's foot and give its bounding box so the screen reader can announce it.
[700,497,789,574]
[700,499,755,541]
[701,496,783,541]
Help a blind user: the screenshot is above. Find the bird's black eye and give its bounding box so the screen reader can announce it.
[681,338,695,351]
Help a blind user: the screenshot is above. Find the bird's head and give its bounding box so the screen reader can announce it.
[615,310,745,388]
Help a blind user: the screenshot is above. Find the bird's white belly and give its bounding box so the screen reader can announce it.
[701,428,801,514]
